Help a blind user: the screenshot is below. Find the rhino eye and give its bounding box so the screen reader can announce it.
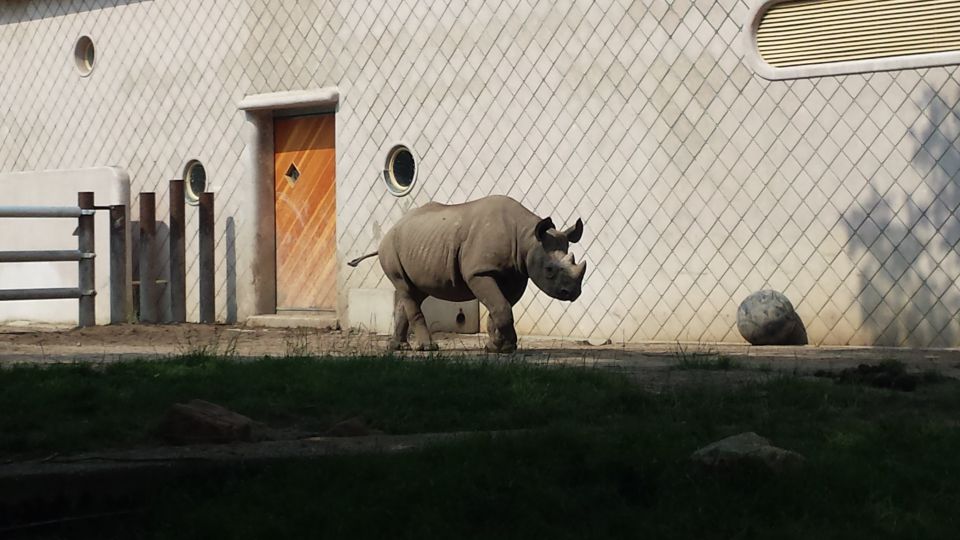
[545,266,556,278]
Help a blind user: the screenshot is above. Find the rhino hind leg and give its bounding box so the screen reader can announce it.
[394,289,438,352]
[387,301,411,351]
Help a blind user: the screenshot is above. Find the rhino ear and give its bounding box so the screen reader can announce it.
[563,219,583,243]
[535,217,555,243]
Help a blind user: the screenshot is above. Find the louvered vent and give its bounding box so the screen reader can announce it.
[757,0,960,68]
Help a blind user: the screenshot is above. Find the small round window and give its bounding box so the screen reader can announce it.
[74,36,95,76]
[184,160,207,205]
[383,145,416,196]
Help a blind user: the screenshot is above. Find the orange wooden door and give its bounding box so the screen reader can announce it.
[274,114,337,310]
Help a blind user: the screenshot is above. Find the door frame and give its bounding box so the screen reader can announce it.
[238,87,340,316]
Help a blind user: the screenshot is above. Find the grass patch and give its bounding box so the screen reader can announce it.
[672,344,739,371]
[49,374,960,540]
[0,355,642,458]
[4,356,960,538]
[138,422,960,540]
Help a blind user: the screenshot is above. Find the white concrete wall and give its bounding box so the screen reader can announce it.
[1,1,958,346]
[331,1,960,347]
[0,0,254,324]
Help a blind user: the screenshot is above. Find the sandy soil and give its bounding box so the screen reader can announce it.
[2,323,959,391]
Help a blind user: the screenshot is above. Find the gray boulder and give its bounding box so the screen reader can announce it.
[691,432,805,473]
[737,290,808,345]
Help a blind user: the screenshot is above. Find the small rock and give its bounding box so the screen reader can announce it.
[691,432,805,473]
[820,362,920,392]
[158,399,260,445]
[323,417,383,437]
[737,290,808,345]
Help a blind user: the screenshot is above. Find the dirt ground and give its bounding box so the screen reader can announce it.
[2,323,960,390]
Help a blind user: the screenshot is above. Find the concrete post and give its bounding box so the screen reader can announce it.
[109,204,129,323]
[169,180,186,322]
[139,192,158,323]
[199,192,215,323]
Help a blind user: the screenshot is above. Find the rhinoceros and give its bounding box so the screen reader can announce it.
[347,195,586,353]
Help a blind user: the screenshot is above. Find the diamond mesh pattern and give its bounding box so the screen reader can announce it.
[1,0,959,346]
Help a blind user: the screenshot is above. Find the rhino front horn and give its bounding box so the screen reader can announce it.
[574,260,586,279]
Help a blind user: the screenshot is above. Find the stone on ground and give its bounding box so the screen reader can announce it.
[691,432,805,473]
[158,399,260,444]
[736,290,808,345]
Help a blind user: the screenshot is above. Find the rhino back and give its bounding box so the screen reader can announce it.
[378,203,471,300]
[379,196,538,300]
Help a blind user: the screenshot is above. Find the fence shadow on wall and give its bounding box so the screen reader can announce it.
[843,84,960,347]
[226,217,237,324]
[0,0,150,24]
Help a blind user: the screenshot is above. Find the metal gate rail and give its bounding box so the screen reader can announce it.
[0,193,100,326]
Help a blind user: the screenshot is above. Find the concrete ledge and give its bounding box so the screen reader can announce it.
[245,313,338,330]
[238,87,340,113]
[347,288,479,335]
[423,297,479,334]
[348,288,395,334]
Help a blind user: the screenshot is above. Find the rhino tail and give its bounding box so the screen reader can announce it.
[347,251,379,267]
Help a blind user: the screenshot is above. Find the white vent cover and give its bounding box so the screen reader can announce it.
[757,0,960,67]
[747,0,960,78]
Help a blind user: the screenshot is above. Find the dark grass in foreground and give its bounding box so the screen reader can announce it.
[135,417,960,540]
[0,355,642,458]
[4,357,960,538]
[61,375,960,540]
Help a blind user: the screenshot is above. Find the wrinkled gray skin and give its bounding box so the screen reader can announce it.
[348,195,586,353]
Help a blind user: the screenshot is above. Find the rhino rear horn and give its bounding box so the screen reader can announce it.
[535,217,556,242]
[563,219,583,243]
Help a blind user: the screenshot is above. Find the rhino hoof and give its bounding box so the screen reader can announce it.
[386,340,411,352]
[412,342,439,352]
[485,341,517,354]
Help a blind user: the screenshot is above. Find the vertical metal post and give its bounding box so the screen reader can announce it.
[169,180,186,323]
[77,192,96,328]
[139,192,158,323]
[199,192,215,323]
[109,204,128,324]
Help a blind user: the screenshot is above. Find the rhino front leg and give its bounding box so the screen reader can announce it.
[395,290,438,352]
[485,313,508,351]
[467,276,517,353]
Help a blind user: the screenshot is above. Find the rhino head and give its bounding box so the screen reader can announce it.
[526,217,586,301]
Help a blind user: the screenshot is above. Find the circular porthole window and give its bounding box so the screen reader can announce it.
[74,36,95,76]
[383,145,416,196]
[183,160,207,205]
